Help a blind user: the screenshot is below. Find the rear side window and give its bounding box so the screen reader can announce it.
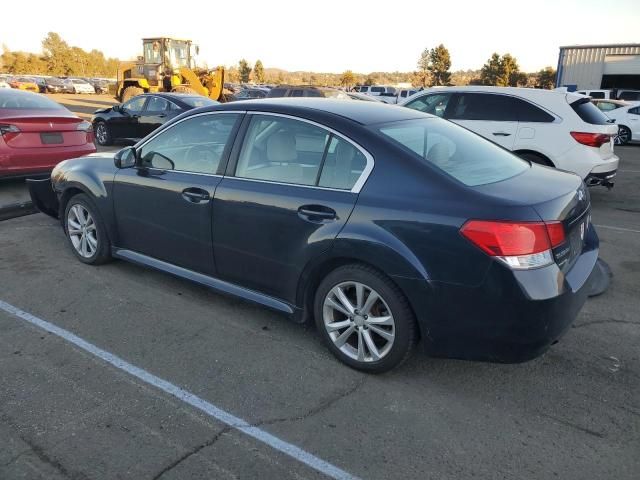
[448,93,518,121]
[378,118,528,187]
[514,98,555,122]
[371,87,384,93]
[571,99,610,125]
[318,136,367,190]
[267,88,287,97]
[619,91,640,101]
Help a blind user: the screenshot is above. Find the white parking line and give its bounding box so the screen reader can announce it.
[0,300,360,480]
[595,224,640,234]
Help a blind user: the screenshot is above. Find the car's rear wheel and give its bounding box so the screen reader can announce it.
[615,126,631,146]
[314,264,417,373]
[121,86,144,103]
[64,194,111,265]
[94,121,112,146]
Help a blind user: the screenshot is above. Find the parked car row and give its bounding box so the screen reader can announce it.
[29,98,600,372]
[0,74,113,94]
[576,88,640,102]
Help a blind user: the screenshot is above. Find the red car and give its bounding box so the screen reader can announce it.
[0,89,96,178]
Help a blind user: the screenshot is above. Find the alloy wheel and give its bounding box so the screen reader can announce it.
[323,281,395,362]
[67,204,98,258]
[615,127,630,145]
[95,123,107,144]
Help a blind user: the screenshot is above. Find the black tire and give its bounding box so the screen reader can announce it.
[94,121,112,146]
[616,126,631,146]
[63,193,112,265]
[121,86,144,103]
[171,85,198,95]
[517,151,553,167]
[314,264,417,373]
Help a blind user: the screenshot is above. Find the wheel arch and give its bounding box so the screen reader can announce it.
[296,246,430,341]
[514,149,555,167]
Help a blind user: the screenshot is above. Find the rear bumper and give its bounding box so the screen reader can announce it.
[396,226,599,363]
[26,178,60,218]
[585,169,617,188]
[0,144,96,178]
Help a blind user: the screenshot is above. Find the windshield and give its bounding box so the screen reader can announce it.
[179,96,219,108]
[0,89,66,110]
[168,40,189,68]
[378,118,528,186]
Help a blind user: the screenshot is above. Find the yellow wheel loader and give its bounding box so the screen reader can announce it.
[115,38,226,103]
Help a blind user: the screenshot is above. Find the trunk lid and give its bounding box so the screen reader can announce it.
[1,111,87,148]
[474,164,590,272]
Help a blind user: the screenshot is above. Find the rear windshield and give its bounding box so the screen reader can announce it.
[378,118,528,186]
[0,90,66,110]
[571,98,610,125]
[179,96,219,108]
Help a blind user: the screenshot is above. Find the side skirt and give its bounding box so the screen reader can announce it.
[112,248,296,316]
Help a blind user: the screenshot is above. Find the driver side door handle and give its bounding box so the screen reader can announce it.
[492,132,511,136]
[182,188,210,204]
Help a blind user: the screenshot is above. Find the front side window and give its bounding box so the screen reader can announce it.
[378,118,528,187]
[122,96,147,113]
[404,93,452,118]
[139,113,240,174]
[145,96,169,112]
[448,93,518,121]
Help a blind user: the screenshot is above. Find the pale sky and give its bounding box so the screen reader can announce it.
[2,0,639,73]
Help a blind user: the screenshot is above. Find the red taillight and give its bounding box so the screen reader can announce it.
[0,124,20,142]
[460,220,565,257]
[570,131,611,148]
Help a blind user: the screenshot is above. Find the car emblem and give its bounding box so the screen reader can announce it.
[580,222,585,241]
[577,189,584,201]
[49,122,54,129]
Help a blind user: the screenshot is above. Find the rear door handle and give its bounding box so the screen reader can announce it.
[182,188,210,204]
[157,114,166,118]
[298,205,337,222]
[492,132,511,136]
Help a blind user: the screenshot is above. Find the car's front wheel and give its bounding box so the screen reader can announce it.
[314,264,417,373]
[64,194,111,265]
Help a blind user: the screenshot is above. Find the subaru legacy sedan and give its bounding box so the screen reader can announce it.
[28,99,599,372]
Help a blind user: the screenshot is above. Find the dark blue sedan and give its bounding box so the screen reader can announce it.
[29,99,599,372]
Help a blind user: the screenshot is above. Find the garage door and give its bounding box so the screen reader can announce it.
[604,55,640,75]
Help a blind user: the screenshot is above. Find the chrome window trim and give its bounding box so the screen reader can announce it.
[134,110,246,176]
[238,111,374,194]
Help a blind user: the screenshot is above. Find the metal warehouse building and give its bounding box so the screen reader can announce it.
[556,43,640,90]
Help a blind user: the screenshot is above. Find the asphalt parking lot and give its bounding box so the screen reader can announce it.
[0,134,638,478]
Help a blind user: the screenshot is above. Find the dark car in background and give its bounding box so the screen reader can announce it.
[29,99,598,373]
[88,79,109,94]
[44,77,66,93]
[267,86,350,99]
[91,93,218,146]
[230,88,268,101]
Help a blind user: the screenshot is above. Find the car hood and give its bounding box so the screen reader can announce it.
[94,106,113,114]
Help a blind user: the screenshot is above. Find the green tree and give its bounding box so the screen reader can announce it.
[238,59,252,83]
[340,70,355,87]
[364,73,378,86]
[253,60,265,83]
[537,66,557,89]
[413,48,431,87]
[480,53,525,87]
[428,44,451,86]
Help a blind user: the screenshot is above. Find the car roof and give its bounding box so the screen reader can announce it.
[205,98,428,125]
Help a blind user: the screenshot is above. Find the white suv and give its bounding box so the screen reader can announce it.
[401,86,619,187]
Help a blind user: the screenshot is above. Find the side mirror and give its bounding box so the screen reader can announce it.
[113,105,121,112]
[114,147,137,169]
